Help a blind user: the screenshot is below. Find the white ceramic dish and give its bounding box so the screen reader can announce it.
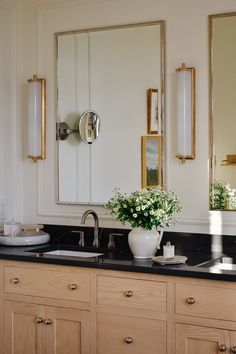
[152,255,188,265]
[0,232,50,246]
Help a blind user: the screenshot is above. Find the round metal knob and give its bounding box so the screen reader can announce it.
[125,290,133,298]
[125,337,133,344]
[36,317,43,324]
[11,277,19,284]
[69,284,77,290]
[44,319,52,325]
[231,346,236,353]
[186,297,195,305]
[219,344,227,352]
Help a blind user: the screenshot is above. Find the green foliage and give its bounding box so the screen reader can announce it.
[105,187,182,230]
[146,167,158,186]
[210,180,236,210]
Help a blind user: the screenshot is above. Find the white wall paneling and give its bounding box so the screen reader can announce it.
[0,1,22,224]
[17,0,236,233]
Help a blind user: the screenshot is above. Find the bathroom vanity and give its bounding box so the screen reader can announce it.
[1,229,236,354]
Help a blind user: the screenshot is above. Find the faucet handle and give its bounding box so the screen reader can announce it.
[71,230,85,247]
[108,233,124,250]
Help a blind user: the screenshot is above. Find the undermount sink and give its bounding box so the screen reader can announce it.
[26,246,104,258]
[198,257,236,271]
[43,250,104,258]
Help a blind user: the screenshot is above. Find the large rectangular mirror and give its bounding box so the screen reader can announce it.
[209,13,236,210]
[56,21,165,205]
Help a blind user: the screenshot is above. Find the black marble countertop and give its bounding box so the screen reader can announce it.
[0,225,236,282]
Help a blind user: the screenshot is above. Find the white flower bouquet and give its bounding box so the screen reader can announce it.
[105,187,182,230]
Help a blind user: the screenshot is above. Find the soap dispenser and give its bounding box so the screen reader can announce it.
[163,241,175,259]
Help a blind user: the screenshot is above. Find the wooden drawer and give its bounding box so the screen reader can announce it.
[98,312,166,354]
[97,275,166,312]
[175,283,236,321]
[4,266,91,302]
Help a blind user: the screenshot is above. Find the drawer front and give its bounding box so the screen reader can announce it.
[4,266,91,302]
[97,275,166,312]
[98,312,166,354]
[175,283,236,321]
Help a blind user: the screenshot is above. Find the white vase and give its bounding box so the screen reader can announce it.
[128,228,163,259]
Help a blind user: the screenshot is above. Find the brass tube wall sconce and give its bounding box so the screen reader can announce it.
[27,75,46,162]
[176,63,195,163]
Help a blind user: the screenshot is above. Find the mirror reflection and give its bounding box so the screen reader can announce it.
[79,110,100,144]
[210,13,236,210]
[56,21,165,204]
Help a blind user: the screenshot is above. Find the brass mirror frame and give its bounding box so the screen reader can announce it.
[209,12,236,211]
[55,20,165,205]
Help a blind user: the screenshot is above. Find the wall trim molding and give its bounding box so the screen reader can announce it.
[37,209,111,219]
[36,211,236,229]
[35,0,119,11]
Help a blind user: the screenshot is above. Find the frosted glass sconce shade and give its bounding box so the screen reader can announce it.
[27,75,46,162]
[176,63,195,162]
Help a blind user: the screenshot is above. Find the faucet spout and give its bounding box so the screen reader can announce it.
[81,210,100,248]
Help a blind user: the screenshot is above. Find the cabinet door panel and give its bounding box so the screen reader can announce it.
[176,323,230,354]
[4,301,44,354]
[230,332,236,353]
[98,312,166,354]
[45,307,90,354]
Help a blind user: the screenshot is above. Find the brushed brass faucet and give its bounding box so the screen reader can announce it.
[81,210,100,248]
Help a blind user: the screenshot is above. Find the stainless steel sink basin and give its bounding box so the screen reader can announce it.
[198,257,236,271]
[43,250,104,258]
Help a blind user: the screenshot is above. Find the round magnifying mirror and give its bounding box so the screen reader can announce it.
[79,110,100,144]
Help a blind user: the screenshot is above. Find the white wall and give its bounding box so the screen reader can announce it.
[0,0,22,225]
[14,0,236,234]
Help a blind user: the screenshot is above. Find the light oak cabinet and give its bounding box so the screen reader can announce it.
[98,312,166,354]
[175,323,230,354]
[4,300,91,354]
[97,275,166,312]
[176,323,236,354]
[3,260,236,354]
[174,278,236,354]
[4,301,44,354]
[175,282,236,321]
[4,265,91,302]
[97,274,167,354]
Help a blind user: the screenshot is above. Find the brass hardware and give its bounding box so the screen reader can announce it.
[186,297,195,305]
[125,290,133,297]
[69,283,77,290]
[27,75,46,162]
[125,337,133,344]
[221,154,236,166]
[36,317,43,324]
[11,277,19,284]
[175,63,196,162]
[231,346,236,353]
[219,344,227,352]
[44,319,52,325]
